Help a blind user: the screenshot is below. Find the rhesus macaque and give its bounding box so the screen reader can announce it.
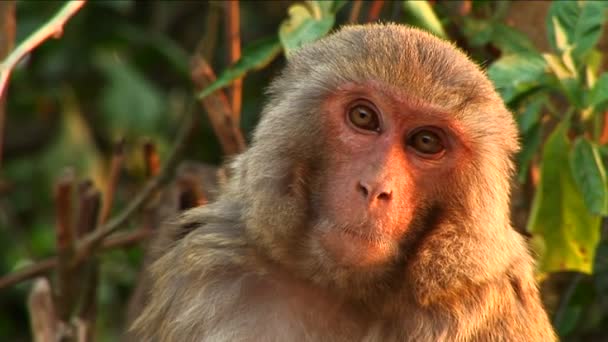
[132,24,556,341]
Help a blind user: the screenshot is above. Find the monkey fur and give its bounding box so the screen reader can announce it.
[132,24,556,341]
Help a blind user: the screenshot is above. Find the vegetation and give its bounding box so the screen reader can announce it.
[0,1,606,341]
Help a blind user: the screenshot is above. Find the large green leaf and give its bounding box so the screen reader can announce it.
[516,122,542,184]
[515,96,546,183]
[197,36,282,99]
[570,137,608,215]
[527,123,600,274]
[487,53,547,104]
[96,55,165,136]
[491,24,538,55]
[546,1,608,60]
[402,0,447,39]
[588,73,608,110]
[543,52,584,109]
[279,1,335,55]
[594,241,608,301]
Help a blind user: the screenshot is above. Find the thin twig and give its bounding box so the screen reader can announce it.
[225,0,242,123]
[348,0,362,23]
[28,278,58,342]
[75,184,101,342]
[0,1,16,170]
[191,56,245,155]
[54,170,76,322]
[367,0,385,22]
[72,112,195,265]
[99,139,125,224]
[0,229,153,290]
[143,141,161,178]
[0,0,85,96]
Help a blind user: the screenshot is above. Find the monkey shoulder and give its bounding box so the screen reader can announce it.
[468,254,556,342]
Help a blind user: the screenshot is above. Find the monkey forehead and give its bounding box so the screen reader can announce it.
[266,23,518,152]
[281,24,490,109]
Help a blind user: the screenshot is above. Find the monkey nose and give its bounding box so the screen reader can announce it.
[357,181,393,203]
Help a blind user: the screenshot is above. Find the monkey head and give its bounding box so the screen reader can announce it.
[230,24,522,306]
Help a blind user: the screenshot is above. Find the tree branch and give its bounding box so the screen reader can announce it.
[225,0,242,124]
[0,0,85,96]
[0,0,16,170]
[0,229,153,290]
[72,112,195,265]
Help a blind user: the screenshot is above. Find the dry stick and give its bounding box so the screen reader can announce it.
[0,1,16,170]
[0,229,153,290]
[0,114,194,290]
[28,278,59,342]
[54,171,76,323]
[600,111,608,145]
[348,0,363,23]
[0,0,85,96]
[367,0,385,22]
[459,0,473,16]
[72,112,196,266]
[225,0,242,124]
[196,2,221,62]
[75,185,101,342]
[98,139,125,225]
[191,56,245,155]
[143,141,161,178]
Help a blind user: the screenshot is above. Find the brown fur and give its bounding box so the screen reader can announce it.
[131,24,556,341]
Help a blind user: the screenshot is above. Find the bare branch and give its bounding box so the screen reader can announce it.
[367,0,385,22]
[0,0,86,96]
[348,0,362,23]
[225,0,242,123]
[0,0,16,170]
[191,56,245,155]
[143,141,161,178]
[72,112,195,265]
[28,278,59,342]
[0,229,153,290]
[99,139,125,224]
[54,170,76,322]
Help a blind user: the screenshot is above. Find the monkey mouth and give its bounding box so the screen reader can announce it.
[315,222,398,267]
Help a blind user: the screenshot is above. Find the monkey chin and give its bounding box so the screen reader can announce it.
[318,227,399,268]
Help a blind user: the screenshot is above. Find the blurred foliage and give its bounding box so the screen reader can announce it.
[1,1,607,341]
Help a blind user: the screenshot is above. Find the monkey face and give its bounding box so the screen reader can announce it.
[308,81,471,270]
[242,25,520,299]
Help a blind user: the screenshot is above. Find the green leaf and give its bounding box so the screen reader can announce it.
[517,96,546,134]
[588,73,608,109]
[546,1,608,59]
[402,0,447,39]
[487,53,547,104]
[555,305,583,337]
[197,36,282,99]
[461,18,492,47]
[279,1,335,55]
[96,55,165,136]
[594,241,608,298]
[527,123,600,274]
[543,53,583,108]
[491,23,538,55]
[570,137,608,215]
[517,122,542,184]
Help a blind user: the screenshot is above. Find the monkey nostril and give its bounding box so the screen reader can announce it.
[377,191,392,201]
[357,182,370,198]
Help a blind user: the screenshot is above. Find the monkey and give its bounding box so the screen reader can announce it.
[131,23,556,341]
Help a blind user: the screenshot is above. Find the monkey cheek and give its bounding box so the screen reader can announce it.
[318,229,397,267]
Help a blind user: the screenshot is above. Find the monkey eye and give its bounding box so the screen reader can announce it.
[347,102,380,132]
[408,128,445,157]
